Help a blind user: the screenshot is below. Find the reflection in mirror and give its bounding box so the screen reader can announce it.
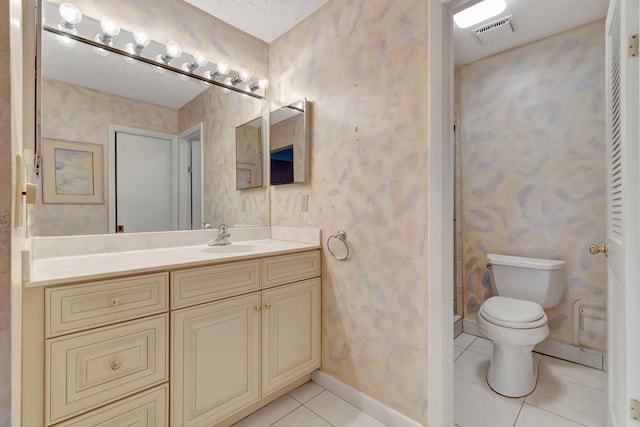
[30,1,270,236]
[236,117,264,190]
[270,99,309,185]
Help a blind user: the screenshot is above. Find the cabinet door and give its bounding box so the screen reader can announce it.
[172,293,261,427]
[46,315,168,425]
[262,278,321,395]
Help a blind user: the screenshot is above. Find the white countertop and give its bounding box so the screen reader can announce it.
[26,239,320,287]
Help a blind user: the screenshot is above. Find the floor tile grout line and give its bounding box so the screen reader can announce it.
[301,402,337,427]
[519,403,592,427]
[511,399,526,427]
[265,399,302,427]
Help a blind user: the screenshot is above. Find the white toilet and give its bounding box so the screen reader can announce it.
[477,253,565,398]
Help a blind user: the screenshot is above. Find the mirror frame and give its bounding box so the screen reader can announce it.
[269,98,310,186]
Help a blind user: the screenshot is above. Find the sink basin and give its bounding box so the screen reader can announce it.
[201,244,266,254]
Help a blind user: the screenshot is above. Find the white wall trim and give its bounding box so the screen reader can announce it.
[311,371,422,427]
[427,0,455,426]
[463,318,604,369]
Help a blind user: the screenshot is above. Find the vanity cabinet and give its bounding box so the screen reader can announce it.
[23,249,321,427]
[262,278,321,395]
[171,293,262,427]
[170,251,321,427]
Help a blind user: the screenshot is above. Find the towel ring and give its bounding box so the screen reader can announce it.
[327,230,350,260]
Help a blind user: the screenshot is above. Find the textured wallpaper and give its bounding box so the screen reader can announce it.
[0,0,11,424]
[460,21,607,349]
[179,87,269,227]
[269,0,430,423]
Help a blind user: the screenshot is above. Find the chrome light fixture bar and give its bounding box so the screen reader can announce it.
[42,24,266,100]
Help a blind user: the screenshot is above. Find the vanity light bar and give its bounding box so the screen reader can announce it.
[52,4,267,96]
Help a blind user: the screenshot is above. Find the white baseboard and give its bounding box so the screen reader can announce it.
[462,319,604,370]
[311,371,423,427]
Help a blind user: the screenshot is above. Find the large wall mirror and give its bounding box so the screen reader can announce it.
[30,0,270,236]
[270,99,309,185]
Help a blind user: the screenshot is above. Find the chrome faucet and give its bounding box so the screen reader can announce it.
[209,224,231,246]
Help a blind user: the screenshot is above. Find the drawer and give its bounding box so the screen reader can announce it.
[262,251,321,289]
[171,260,261,308]
[46,273,168,337]
[46,315,168,424]
[54,384,168,427]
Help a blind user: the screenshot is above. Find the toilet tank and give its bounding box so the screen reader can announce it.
[487,254,565,308]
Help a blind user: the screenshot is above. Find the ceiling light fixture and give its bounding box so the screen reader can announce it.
[56,3,82,48]
[453,0,507,29]
[230,68,251,85]
[94,16,120,56]
[123,28,151,63]
[248,77,269,92]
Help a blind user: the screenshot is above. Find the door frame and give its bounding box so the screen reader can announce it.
[107,124,178,233]
[427,0,456,425]
[177,123,204,230]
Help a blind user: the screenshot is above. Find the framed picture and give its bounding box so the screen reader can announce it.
[236,162,257,190]
[42,139,104,204]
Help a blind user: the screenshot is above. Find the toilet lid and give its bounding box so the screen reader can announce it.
[480,296,545,324]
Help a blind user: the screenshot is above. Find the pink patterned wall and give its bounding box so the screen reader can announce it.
[460,21,607,349]
[269,0,430,423]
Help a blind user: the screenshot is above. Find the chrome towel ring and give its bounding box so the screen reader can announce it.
[327,230,350,260]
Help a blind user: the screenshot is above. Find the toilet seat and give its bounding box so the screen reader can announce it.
[479,296,547,329]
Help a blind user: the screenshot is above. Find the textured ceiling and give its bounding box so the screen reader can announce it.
[183,0,331,43]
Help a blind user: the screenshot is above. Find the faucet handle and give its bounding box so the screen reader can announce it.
[219,224,229,231]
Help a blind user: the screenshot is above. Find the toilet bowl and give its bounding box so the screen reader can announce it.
[477,296,549,397]
[478,254,565,398]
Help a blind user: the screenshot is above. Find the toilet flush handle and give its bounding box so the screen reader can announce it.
[589,244,608,257]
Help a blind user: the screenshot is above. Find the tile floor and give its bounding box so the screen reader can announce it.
[232,333,607,427]
[231,380,387,427]
[454,333,607,427]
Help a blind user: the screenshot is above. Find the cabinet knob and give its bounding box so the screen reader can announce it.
[110,297,120,307]
[265,303,272,310]
[254,305,261,312]
[111,360,122,370]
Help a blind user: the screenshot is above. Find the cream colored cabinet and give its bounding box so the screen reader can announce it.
[171,293,261,427]
[262,278,321,395]
[54,385,168,427]
[25,250,320,427]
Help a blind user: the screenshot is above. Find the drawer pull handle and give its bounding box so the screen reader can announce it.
[254,305,261,312]
[111,360,122,370]
[265,303,272,310]
[110,298,120,307]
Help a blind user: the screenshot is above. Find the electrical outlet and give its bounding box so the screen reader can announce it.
[301,194,309,212]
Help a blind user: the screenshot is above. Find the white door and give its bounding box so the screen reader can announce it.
[605,0,640,425]
[112,129,178,233]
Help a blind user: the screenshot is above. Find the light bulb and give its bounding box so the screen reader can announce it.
[238,68,251,82]
[56,33,77,48]
[178,63,191,81]
[215,61,230,76]
[192,52,208,67]
[133,28,150,48]
[59,3,82,26]
[248,77,269,92]
[100,17,120,37]
[165,41,182,59]
[123,43,137,63]
[154,54,167,73]
[221,77,232,93]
